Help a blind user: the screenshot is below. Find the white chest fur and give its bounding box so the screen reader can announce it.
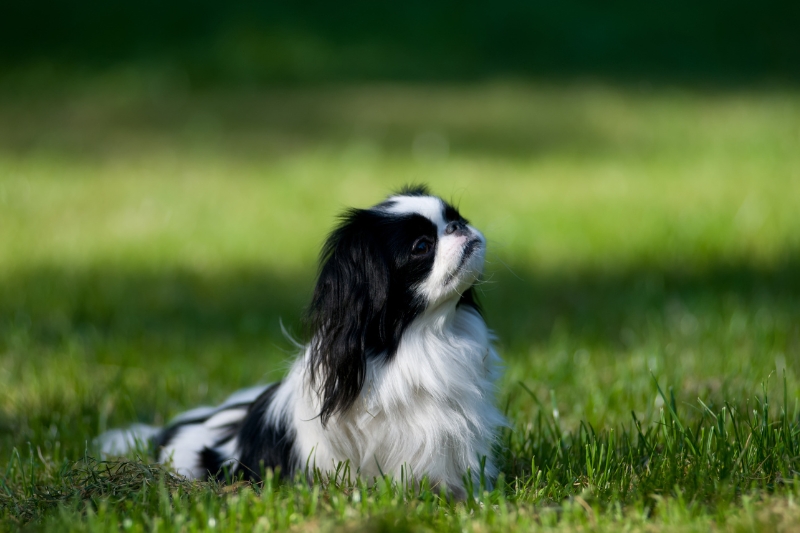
[283,304,505,495]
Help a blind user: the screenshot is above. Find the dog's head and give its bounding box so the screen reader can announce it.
[307,185,486,424]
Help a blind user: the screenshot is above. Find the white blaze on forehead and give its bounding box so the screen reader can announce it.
[378,193,486,305]
[381,195,446,230]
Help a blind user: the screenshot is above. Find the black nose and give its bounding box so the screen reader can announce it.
[445,221,467,235]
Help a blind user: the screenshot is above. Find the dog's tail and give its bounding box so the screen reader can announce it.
[96,424,161,456]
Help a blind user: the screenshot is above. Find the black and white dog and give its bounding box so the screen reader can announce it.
[100,185,504,497]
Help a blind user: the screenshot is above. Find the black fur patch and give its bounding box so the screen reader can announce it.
[152,402,252,453]
[152,424,183,452]
[198,447,228,481]
[306,207,438,425]
[443,202,467,225]
[235,383,296,482]
[396,184,430,196]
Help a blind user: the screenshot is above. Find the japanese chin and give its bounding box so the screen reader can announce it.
[99,185,505,497]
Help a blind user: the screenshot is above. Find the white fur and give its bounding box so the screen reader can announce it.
[99,192,504,497]
[383,195,447,228]
[154,386,270,477]
[384,194,487,305]
[98,424,160,456]
[230,298,503,496]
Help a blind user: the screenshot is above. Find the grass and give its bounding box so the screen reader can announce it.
[1,77,800,531]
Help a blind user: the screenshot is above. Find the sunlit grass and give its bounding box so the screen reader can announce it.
[1,80,799,530]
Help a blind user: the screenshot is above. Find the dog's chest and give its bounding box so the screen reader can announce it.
[326,314,495,476]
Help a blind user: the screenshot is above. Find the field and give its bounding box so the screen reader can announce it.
[1,78,800,531]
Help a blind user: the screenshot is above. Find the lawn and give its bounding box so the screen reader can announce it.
[1,78,800,531]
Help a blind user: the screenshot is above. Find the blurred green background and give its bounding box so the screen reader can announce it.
[2,0,800,83]
[1,0,799,487]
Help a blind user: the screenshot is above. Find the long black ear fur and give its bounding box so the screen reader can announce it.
[306,208,393,426]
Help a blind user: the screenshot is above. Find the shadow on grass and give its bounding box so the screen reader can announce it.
[1,255,799,460]
[2,254,799,356]
[483,256,800,353]
[1,265,314,354]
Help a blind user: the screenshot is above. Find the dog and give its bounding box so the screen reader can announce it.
[99,185,504,497]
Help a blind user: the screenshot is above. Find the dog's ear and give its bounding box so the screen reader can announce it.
[306,209,392,426]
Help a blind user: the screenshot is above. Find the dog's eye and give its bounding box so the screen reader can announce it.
[411,237,433,256]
